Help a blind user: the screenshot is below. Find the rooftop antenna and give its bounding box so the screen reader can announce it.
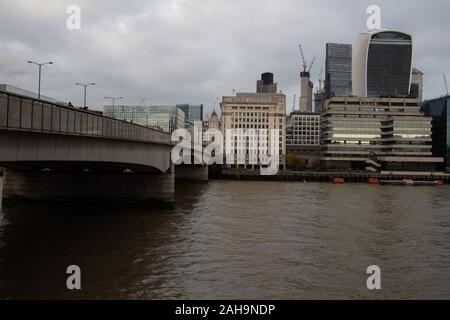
[444,74,449,95]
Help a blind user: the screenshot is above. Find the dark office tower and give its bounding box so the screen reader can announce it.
[325,43,352,99]
[422,95,450,171]
[177,104,204,122]
[353,29,413,97]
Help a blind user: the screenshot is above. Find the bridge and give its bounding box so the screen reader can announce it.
[0,89,177,206]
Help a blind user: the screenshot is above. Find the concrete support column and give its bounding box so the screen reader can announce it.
[2,166,175,207]
[175,165,209,182]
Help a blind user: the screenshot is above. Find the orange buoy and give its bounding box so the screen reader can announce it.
[333,178,345,184]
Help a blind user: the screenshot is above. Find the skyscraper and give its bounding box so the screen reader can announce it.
[299,71,313,112]
[421,95,450,171]
[352,29,413,97]
[177,104,204,122]
[325,43,352,99]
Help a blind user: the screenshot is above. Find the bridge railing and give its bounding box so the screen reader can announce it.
[0,90,172,145]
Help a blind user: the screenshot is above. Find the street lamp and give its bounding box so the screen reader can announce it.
[76,82,96,108]
[104,96,123,118]
[27,60,53,99]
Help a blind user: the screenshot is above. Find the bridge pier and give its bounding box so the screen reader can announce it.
[175,165,209,182]
[2,166,175,207]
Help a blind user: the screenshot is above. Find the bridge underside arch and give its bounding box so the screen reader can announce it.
[0,130,172,173]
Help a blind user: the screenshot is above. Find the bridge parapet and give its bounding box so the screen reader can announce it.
[0,90,171,146]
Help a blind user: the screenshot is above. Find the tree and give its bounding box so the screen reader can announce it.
[286,154,304,171]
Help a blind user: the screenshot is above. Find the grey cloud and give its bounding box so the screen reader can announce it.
[0,0,449,115]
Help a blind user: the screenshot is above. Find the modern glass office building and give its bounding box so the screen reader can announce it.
[421,95,450,171]
[177,104,203,122]
[352,29,413,97]
[325,43,352,99]
[103,105,185,134]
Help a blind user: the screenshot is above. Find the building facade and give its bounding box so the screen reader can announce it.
[286,112,321,169]
[321,96,443,172]
[257,72,278,94]
[410,68,424,104]
[421,95,450,171]
[221,74,286,170]
[299,72,313,112]
[352,29,413,97]
[103,105,185,134]
[325,43,353,99]
[203,110,221,146]
[314,79,326,113]
[287,112,321,147]
[177,104,204,122]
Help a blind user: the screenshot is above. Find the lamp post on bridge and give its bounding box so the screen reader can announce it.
[27,60,53,99]
[105,96,123,118]
[76,82,96,109]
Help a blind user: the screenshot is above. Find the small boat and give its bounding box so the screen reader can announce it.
[333,178,345,184]
[368,178,380,185]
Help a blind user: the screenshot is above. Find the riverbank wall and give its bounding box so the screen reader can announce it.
[214,170,450,184]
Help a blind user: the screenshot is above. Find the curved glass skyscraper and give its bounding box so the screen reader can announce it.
[352,29,413,97]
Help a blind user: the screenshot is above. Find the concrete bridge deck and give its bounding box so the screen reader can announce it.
[0,90,176,205]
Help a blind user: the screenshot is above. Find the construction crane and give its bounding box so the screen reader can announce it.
[299,44,316,73]
[444,74,449,95]
[308,57,316,73]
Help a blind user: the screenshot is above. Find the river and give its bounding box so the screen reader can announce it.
[1,179,450,299]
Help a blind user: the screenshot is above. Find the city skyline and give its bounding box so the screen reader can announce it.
[1,0,449,115]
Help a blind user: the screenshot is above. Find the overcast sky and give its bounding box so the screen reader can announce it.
[0,0,449,116]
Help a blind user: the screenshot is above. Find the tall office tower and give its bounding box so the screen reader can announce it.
[177,104,204,122]
[410,67,424,103]
[421,95,450,171]
[314,79,326,113]
[325,43,352,99]
[256,72,277,93]
[221,73,286,171]
[353,29,413,97]
[299,71,313,112]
